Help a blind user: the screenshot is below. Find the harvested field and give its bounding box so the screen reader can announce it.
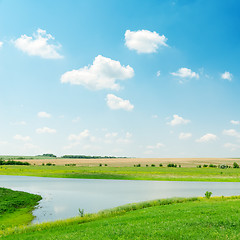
[14,157,239,167]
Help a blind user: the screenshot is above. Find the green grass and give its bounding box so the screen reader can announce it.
[1,165,240,182]
[3,196,240,239]
[0,188,42,230]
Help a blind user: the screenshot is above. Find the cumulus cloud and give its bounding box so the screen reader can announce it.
[230,120,240,125]
[61,55,134,90]
[221,71,233,81]
[14,134,31,141]
[125,30,168,53]
[106,94,134,111]
[68,129,90,141]
[13,29,63,59]
[156,71,161,77]
[116,132,132,144]
[0,42,3,48]
[223,129,240,138]
[147,142,165,149]
[224,143,240,151]
[196,133,217,143]
[24,143,38,149]
[72,117,81,123]
[105,132,118,139]
[171,68,199,82]
[38,111,51,118]
[11,121,26,126]
[179,132,192,140]
[167,114,190,126]
[36,127,56,134]
[65,129,96,149]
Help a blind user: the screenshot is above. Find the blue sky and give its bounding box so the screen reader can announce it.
[0,0,240,157]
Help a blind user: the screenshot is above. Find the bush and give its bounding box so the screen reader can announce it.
[78,208,84,217]
[203,164,208,167]
[179,165,181,168]
[42,163,45,166]
[0,160,30,166]
[46,163,52,166]
[146,164,148,167]
[205,191,212,199]
[197,165,202,168]
[167,163,177,168]
[233,162,239,168]
[104,164,108,166]
[219,164,228,169]
[99,163,102,167]
[151,164,155,167]
[136,164,141,167]
[159,163,163,167]
[209,164,217,168]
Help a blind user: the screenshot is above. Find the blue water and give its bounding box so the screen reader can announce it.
[0,175,240,223]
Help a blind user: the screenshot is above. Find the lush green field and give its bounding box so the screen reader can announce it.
[0,188,41,230]
[1,165,240,182]
[2,196,240,239]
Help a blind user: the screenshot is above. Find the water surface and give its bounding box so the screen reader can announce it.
[0,175,240,223]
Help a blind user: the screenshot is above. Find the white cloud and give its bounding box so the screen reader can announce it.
[117,132,133,144]
[230,120,240,125]
[0,42,3,48]
[147,142,165,149]
[0,141,8,145]
[224,143,240,151]
[24,143,38,149]
[171,68,199,83]
[14,134,31,141]
[13,28,63,59]
[179,132,192,140]
[196,133,217,143]
[221,71,233,81]
[11,121,26,126]
[68,129,90,141]
[36,127,56,134]
[105,132,118,139]
[65,130,97,149]
[72,117,81,123]
[223,129,240,138]
[106,94,134,111]
[167,114,190,126]
[152,115,158,119]
[61,55,134,90]
[156,71,161,77]
[125,30,168,53]
[38,111,51,118]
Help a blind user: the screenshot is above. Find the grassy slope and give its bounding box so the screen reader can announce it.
[0,188,42,230]
[1,165,240,182]
[3,196,240,240]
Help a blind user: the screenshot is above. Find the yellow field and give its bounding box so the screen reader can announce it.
[15,157,238,167]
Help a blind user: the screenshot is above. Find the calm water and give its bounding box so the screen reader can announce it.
[1,175,240,223]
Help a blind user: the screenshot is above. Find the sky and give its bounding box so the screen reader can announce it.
[0,0,240,157]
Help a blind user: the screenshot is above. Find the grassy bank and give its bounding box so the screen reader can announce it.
[1,165,240,182]
[0,188,42,230]
[2,196,240,239]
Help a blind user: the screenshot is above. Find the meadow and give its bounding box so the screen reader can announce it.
[1,164,240,182]
[2,194,240,239]
[0,188,41,230]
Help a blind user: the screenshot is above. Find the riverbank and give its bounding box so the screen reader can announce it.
[0,188,41,230]
[1,165,240,182]
[2,195,240,239]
